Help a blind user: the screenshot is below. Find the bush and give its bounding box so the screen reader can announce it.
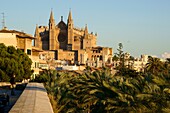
[32,74,48,83]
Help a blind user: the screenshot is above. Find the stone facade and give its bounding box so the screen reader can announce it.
[86,47,113,67]
[0,33,17,47]
[133,55,148,72]
[35,10,112,67]
[35,11,97,51]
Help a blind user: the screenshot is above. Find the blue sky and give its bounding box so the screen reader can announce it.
[1,0,170,58]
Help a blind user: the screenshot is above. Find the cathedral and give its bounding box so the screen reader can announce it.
[34,10,112,67]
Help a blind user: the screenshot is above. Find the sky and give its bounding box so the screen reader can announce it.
[0,0,170,58]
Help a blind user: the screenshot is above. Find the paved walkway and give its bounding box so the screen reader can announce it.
[9,83,54,113]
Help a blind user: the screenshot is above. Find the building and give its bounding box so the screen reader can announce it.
[34,10,113,67]
[86,47,113,67]
[0,10,113,74]
[112,53,148,72]
[0,28,42,77]
[133,55,148,72]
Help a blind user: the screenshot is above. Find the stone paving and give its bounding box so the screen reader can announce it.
[9,83,54,113]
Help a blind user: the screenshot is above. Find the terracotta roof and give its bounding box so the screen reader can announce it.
[0,29,35,39]
[0,29,23,34]
[16,35,35,39]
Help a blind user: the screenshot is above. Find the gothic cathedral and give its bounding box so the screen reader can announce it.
[34,10,97,51]
[34,10,112,66]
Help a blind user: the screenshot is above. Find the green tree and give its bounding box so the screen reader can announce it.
[0,43,33,82]
[114,43,137,77]
[114,43,126,76]
[116,43,124,68]
[112,55,119,61]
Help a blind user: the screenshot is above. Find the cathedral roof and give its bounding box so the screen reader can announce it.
[57,20,67,30]
[57,21,67,30]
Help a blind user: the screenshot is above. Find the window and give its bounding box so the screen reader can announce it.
[20,49,24,52]
[100,56,103,60]
[27,49,31,55]
[35,62,39,68]
[32,39,35,46]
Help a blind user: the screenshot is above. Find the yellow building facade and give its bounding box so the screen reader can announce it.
[0,29,41,76]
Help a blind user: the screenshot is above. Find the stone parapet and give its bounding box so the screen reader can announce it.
[9,83,54,113]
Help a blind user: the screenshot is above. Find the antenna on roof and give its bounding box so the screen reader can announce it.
[1,12,6,29]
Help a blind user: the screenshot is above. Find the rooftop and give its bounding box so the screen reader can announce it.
[0,29,35,39]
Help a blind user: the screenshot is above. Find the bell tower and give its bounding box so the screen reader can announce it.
[67,10,74,50]
[49,10,56,50]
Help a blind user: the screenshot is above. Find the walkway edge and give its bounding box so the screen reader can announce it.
[9,83,54,113]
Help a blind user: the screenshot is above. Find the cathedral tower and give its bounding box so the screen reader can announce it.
[49,10,56,50]
[67,10,74,50]
[34,24,42,49]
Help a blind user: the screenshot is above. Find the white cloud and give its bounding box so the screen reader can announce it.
[161,52,170,59]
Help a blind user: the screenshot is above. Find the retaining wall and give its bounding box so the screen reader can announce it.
[9,83,54,113]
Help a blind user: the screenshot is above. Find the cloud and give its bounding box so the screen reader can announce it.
[161,52,170,59]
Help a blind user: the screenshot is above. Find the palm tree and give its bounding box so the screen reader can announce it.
[47,67,170,113]
[166,58,170,64]
[54,70,147,112]
[145,56,164,75]
[42,69,57,95]
[162,58,170,75]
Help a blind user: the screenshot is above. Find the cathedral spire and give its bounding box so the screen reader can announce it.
[84,24,88,39]
[67,9,74,50]
[49,9,55,29]
[34,24,39,37]
[50,9,54,21]
[67,9,73,29]
[34,24,42,49]
[68,9,72,23]
[85,24,88,34]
